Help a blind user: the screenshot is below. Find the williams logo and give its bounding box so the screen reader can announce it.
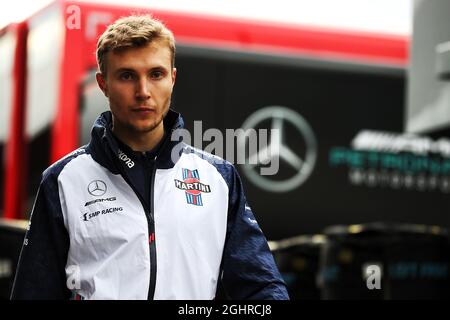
[175,169,211,206]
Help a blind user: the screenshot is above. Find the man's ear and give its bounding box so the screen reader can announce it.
[171,67,177,86]
[96,72,108,97]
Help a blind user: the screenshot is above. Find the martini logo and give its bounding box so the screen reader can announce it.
[175,169,211,206]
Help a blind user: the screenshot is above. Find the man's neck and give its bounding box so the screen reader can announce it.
[112,123,165,153]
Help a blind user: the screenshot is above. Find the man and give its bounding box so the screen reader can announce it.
[11,15,289,300]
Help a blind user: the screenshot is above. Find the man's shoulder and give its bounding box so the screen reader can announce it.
[182,144,234,169]
[42,146,89,182]
[181,144,237,181]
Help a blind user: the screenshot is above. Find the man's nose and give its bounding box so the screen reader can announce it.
[136,78,151,100]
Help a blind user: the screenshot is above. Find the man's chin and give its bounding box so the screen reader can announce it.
[132,125,157,133]
[130,120,162,133]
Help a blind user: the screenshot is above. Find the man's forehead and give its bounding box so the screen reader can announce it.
[108,41,172,70]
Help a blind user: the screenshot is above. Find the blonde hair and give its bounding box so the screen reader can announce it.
[96,15,176,75]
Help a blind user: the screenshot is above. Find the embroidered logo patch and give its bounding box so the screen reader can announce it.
[174,169,211,206]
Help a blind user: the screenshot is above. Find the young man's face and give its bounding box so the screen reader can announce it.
[96,39,176,136]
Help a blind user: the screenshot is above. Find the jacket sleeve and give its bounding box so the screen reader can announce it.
[218,166,289,300]
[10,172,71,300]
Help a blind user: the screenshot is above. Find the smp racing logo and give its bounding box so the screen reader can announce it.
[175,169,211,206]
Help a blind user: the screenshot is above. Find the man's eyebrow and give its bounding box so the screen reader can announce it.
[114,68,136,75]
[114,66,168,74]
[149,66,169,72]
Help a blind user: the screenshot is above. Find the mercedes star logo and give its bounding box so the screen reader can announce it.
[239,106,317,193]
[87,180,107,197]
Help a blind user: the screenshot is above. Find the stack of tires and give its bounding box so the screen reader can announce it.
[271,222,450,300]
[319,222,450,299]
[270,235,325,300]
[0,219,28,300]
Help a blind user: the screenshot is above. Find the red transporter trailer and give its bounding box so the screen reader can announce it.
[0,22,27,219]
[1,1,408,230]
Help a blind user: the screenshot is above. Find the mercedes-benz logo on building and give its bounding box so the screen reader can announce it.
[239,106,317,193]
[87,180,107,197]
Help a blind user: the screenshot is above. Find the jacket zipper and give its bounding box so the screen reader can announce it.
[147,156,158,300]
[114,130,175,300]
[145,132,176,299]
[116,167,155,300]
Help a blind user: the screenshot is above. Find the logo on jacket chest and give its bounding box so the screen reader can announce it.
[87,180,107,196]
[174,169,211,206]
